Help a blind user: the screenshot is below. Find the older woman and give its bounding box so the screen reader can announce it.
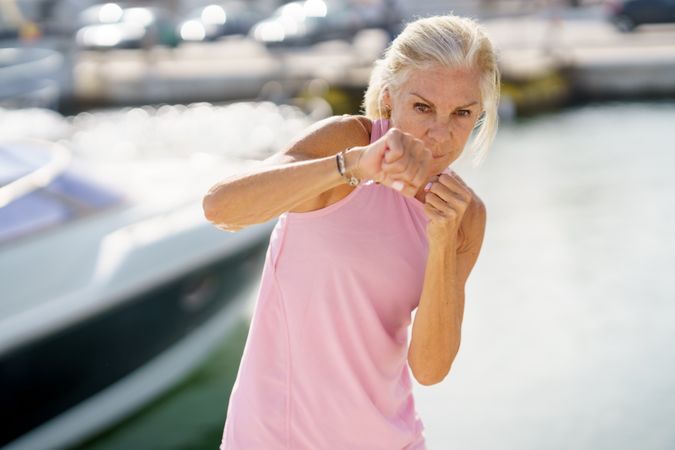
[203,13,500,450]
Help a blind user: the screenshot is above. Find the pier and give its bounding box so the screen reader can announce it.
[64,7,675,114]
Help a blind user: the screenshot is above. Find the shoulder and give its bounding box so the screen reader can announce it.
[467,191,486,226]
[296,114,372,146]
[262,114,372,165]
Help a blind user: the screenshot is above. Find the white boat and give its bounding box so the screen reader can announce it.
[0,102,312,450]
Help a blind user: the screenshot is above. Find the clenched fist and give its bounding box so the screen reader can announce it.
[423,171,474,240]
[347,128,432,198]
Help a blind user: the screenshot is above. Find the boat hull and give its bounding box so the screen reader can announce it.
[1,230,271,450]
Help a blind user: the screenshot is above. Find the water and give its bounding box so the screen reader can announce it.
[6,101,674,449]
[416,101,675,449]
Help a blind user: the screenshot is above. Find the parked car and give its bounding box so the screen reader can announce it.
[177,1,270,42]
[0,16,20,40]
[75,3,180,50]
[606,0,675,32]
[250,0,402,47]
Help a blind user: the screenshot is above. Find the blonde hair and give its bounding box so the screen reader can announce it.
[361,14,500,166]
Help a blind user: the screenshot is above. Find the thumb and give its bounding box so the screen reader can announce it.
[381,130,404,164]
[368,134,390,160]
[426,173,442,188]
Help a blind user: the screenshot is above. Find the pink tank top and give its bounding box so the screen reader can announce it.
[221,118,448,449]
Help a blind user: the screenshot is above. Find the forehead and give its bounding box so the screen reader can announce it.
[398,65,482,106]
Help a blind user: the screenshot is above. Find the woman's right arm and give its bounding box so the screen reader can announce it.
[202,115,371,231]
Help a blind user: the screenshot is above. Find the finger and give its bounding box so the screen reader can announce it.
[427,185,468,215]
[437,173,473,203]
[435,189,470,212]
[447,171,475,200]
[394,172,423,198]
[383,129,405,164]
[380,172,409,193]
[425,191,448,213]
[385,142,429,184]
[397,181,417,197]
[427,179,454,202]
[448,170,469,188]
[382,152,412,175]
[410,149,431,190]
[423,202,444,221]
[383,132,419,165]
[405,161,429,196]
[386,174,416,197]
[421,171,440,194]
[426,194,462,223]
[426,173,442,187]
[443,172,473,198]
[392,172,417,197]
[403,183,418,198]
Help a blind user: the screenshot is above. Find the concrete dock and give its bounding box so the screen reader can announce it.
[66,7,675,112]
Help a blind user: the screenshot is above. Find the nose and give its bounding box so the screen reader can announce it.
[426,116,452,148]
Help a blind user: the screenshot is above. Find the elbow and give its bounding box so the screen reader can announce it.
[202,193,244,232]
[202,193,223,224]
[409,346,459,386]
[411,367,450,386]
[410,354,453,386]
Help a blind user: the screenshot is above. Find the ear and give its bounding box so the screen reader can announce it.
[382,88,391,109]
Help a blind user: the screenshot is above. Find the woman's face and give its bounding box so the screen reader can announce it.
[382,64,483,177]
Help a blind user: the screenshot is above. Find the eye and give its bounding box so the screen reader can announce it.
[456,109,472,118]
[414,103,431,113]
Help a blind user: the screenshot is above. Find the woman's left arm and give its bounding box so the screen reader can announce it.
[407,172,487,386]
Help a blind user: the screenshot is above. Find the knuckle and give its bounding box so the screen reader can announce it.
[402,130,416,140]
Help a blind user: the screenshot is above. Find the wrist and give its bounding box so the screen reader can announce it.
[344,147,365,180]
[427,224,459,246]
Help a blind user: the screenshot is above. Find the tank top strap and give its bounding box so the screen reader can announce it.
[370,118,390,143]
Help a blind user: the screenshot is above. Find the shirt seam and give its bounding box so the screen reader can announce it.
[270,219,292,450]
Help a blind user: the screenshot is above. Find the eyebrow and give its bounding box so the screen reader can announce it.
[410,92,479,109]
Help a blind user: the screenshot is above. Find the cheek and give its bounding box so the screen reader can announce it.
[396,115,425,136]
[457,121,476,140]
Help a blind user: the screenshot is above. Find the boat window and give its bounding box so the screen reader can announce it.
[0,142,126,245]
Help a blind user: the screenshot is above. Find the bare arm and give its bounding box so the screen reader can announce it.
[408,195,486,385]
[202,115,371,231]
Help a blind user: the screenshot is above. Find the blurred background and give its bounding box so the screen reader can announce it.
[1,0,674,449]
